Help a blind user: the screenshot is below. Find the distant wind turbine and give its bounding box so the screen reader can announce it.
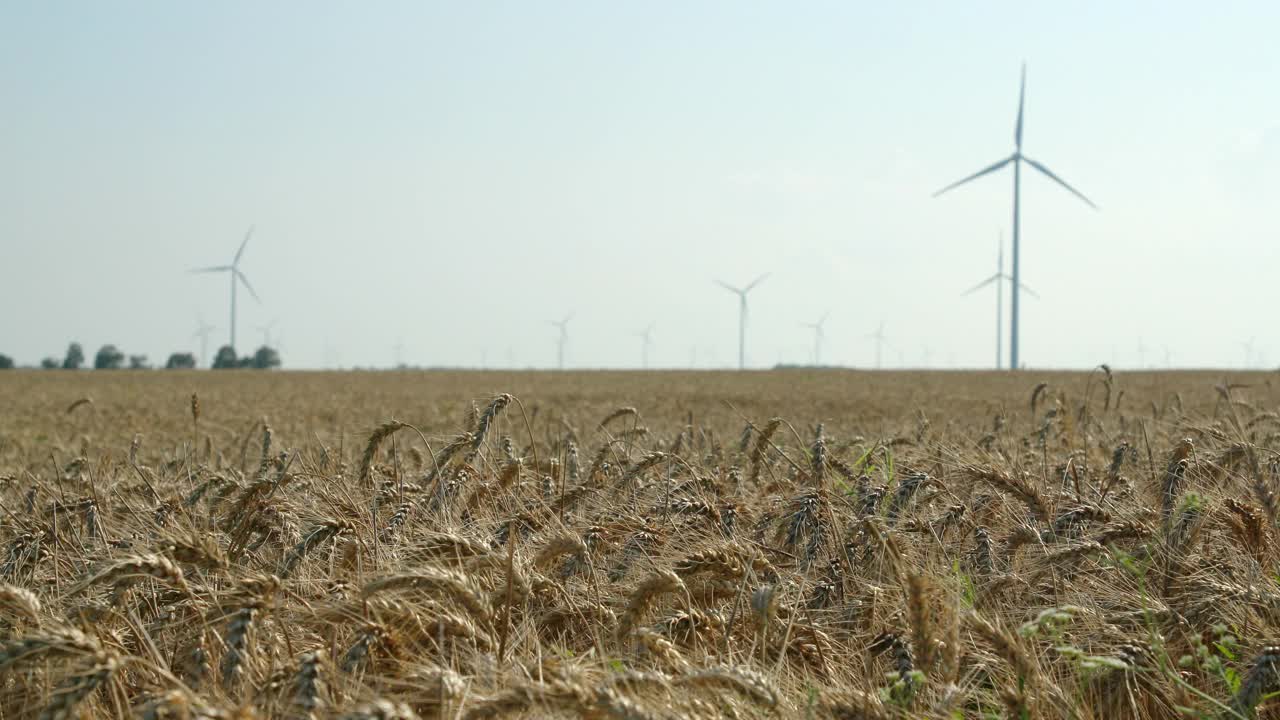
[193,315,217,368]
[1241,337,1258,369]
[962,232,1038,369]
[1137,337,1148,369]
[801,312,829,366]
[256,319,278,348]
[189,226,260,352]
[635,323,655,369]
[934,63,1097,370]
[865,321,889,370]
[550,313,573,370]
[716,274,769,370]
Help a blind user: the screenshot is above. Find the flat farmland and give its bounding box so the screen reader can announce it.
[0,369,1278,719]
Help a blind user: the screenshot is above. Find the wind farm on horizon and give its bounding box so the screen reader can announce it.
[158,63,1261,374]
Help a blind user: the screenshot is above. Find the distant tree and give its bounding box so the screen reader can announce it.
[128,354,150,369]
[94,344,125,370]
[212,345,239,369]
[0,354,13,369]
[62,342,84,370]
[165,352,197,369]
[251,346,282,370]
[41,357,59,369]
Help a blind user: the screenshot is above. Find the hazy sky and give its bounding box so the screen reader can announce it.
[3,2,1278,369]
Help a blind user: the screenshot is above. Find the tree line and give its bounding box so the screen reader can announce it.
[0,343,281,370]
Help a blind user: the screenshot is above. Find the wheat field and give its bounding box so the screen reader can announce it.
[2,368,1279,719]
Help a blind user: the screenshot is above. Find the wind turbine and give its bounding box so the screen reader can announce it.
[635,323,655,369]
[1241,338,1258,369]
[934,63,1097,370]
[189,226,260,352]
[1137,338,1148,369]
[962,232,1038,369]
[800,312,829,366]
[865,321,889,370]
[550,313,572,370]
[256,319,278,348]
[193,315,217,368]
[716,274,769,370]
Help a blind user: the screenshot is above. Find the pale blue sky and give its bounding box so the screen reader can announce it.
[3,2,1277,369]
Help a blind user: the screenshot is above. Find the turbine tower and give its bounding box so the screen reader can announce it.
[934,64,1096,370]
[962,232,1038,369]
[193,315,217,368]
[635,323,655,369]
[550,313,572,370]
[189,226,260,352]
[716,274,769,370]
[801,312,829,366]
[865,321,889,370]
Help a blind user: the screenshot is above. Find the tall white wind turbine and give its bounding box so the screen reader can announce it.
[934,64,1096,370]
[635,323,655,369]
[193,315,217,368]
[962,232,1038,369]
[716,274,769,370]
[801,312,829,366]
[189,226,260,352]
[550,313,573,370]
[865,321,889,370]
[1241,338,1258,369]
[256,319,279,348]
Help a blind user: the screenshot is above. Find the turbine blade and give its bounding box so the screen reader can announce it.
[235,269,261,302]
[1018,282,1040,299]
[234,225,254,265]
[961,274,1001,296]
[715,279,742,294]
[932,155,1016,197]
[1022,156,1097,209]
[1015,62,1026,149]
[744,273,770,293]
[189,265,231,274]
